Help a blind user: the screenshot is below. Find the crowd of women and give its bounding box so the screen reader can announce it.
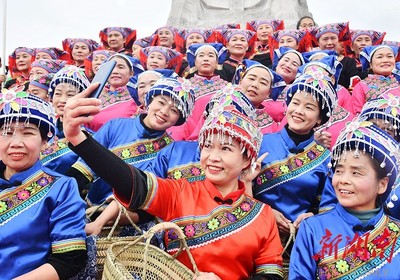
[1,14,400,280]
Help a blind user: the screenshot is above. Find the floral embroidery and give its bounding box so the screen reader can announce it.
[365,75,398,102]
[40,138,69,158]
[317,217,400,279]
[112,133,174,163]
[167,164,205,181]
[0,173,54,223]
[207,218,220,230]
[255,143,327,189]
[99,86,132,109]
[189,75,228,100]
[167,197,260,250]
[335,260,349,273]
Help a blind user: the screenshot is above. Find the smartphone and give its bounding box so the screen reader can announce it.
[88,60,117,99]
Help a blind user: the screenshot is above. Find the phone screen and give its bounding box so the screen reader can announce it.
[88,60,117,99]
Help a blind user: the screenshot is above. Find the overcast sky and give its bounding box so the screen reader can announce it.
[0,0,398,64]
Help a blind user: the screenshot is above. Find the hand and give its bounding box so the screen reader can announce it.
[240,152,269,183]
[240,152,268,196]
[272,209,292,234]
[293,212,314,229]
[314,130,332,149]
[63,83,101,146]
[193,272,221,280]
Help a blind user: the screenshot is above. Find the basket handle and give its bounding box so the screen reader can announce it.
[282,222,296,257]
[143,222,200,277]
[105,200,143,239]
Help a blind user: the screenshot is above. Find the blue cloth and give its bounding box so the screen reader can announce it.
[150,140,203,182]
[289,204,400,279]
[0,160,86,279]
[253,127,333,222]
[72,116,174,205]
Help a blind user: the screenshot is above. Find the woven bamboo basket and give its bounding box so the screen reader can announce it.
[91,202,142,279]
[102,222,199,280]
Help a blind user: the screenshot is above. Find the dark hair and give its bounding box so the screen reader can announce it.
[296,16,316,30]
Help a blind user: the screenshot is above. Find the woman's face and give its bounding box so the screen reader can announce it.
[28,84,49,102]
[333,151,388,211]
[200,134,250,192]
[137,72,161,104]
[195,46,218,76]
[256,23,274,43]
[318,32,339,51]
[186,32,205,49]
[143,95,180,130]
[275,52,301,84]
[227,34,248,60]
[286,91,321,135]
[0,123,46,178]
[52,83,79,117]
[146,51,167,70]
[157,28,175,48]
[72,42,91,64]
[240,66,272,108]
[370,47,395,76]
[279,35,298,50]
[298,18,315,31]
[131,44,142,58]
[29,67,49,82]
[35,52,53,60]
[92,54,108,74]
[107,31,125,51]
[351,35,372,57]
[108,56,133,88]
[15,52,32,72]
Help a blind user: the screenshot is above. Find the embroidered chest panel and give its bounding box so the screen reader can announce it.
[111,133,174,164]
[316,218,400,279]
[40,138,70,163]
[166,196,263,251]
[190,77,227,99]
[0,172,55,225]
[365,76,398,102]
[327,106,351,127]
[256,110,274,128]
[99,89,132,108]
[167,163,205,182]
[254,144,328,192]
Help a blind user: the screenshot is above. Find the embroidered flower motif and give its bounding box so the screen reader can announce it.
[153,141,161,151]
[355,247,371,261]
[0,88,29,114]
[121,149,131,159]
[388,222,399,232]
[307,151,317,160]
[0,201,7,213]
[184,225,196,237]
[279,165,290,174]
[240,202,251,212]
[264,169,275,180]
[207,218,220,230]
[17,190,30,200]
[173,170,182,179]
[226,212,237,222]
[294,158,303,167]
[167,229,178,240]
[37,177,49,187]
[335,259,349,273]
[190,167,201,176]
[57,141,67,149]
[137,144,146,153]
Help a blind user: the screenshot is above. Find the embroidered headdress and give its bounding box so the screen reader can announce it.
[199,84,262,165]
[359,44,398,72]
[331,120,400,203]
[186,43,228,68]
[145,77,195,126]
[285,69,338,125]
[0,89,56,140]
[48,66,90,97]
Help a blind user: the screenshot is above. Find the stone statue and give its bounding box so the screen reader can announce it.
[167,0,312,29]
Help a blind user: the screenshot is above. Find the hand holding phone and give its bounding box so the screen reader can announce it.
[87,60,117,99]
